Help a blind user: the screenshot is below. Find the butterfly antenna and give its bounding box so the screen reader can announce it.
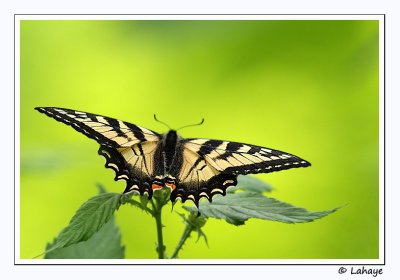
[176,118,205,131]
[153,114,171,130]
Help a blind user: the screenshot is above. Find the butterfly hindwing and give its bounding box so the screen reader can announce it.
[167,143,237,205]
[99,142,164,197]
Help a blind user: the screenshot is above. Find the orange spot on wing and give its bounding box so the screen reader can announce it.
[165,183,176,190]
[152,184,163,190]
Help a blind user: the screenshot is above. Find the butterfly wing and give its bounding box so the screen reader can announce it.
[35,107,164,197]
[167,142,237,205]
[173,138,311,205]
[184,138,311,175]
[35,107,160,147]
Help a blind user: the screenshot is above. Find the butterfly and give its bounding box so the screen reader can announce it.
[35,107,311,207]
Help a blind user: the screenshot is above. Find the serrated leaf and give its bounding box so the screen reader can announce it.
[184,192,338,225]
[96,182,107,194]
[227,175,273,193]
[119,190,136,205]
[46,192,121,252]
[45,216,124,259]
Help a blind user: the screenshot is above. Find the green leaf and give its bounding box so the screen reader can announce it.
[45,216,124,259]
[227,175,273,193]
[153,187,172,206]
[96,182,107,194]
[46,192,121,252]
[184,192,338,226]
[140,195,149,208]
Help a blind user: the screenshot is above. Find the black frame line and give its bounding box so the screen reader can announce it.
[14,13,384,15]
[13,13,386,266]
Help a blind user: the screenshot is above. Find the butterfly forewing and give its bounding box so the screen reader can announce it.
[183,138,311,175]
[35,107,161,148]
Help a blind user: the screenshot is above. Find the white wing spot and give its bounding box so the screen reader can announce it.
[131,185,139,190]
[107,163,119,170]
[96,116,109,124]
[200,192,209,198]
[237,145,251,153]
[54,109,67,114]
[261,148,272,153]
[211,188,224,194]
[223,179,235,186]
[217,141,229,150]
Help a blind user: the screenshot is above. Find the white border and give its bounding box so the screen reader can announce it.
[15,258,384,265]
[14,17,21,264]
[378,17,385,264]
[14,14,385,265]
[16,14,382,20]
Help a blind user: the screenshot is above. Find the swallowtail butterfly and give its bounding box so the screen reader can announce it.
[35,107,311,207]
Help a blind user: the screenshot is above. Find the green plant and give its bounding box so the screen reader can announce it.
[42,176,338,259]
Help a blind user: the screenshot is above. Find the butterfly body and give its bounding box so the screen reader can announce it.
[35,107,311,206]
[162,130,180,172]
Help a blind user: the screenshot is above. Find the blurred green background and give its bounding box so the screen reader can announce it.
[20,20,379,259]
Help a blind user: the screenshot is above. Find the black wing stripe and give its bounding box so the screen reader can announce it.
[185,139,262,155]
[185,157,204,177]
[137,143,149,175]
[123,122,147,142]
[101,116,131,138]
[226,141,242,152]
[198,140,224,156]
[248,146,262,154]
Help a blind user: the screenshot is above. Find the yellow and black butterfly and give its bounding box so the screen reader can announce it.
[35,107,311,207]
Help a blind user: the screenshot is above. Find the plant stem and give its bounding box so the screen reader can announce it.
[171,221,194,259]
[151,199,165,259]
